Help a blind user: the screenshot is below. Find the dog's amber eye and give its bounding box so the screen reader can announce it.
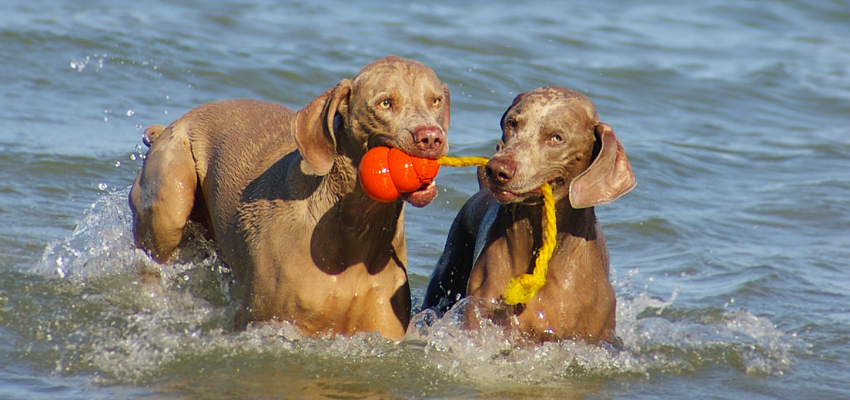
[550,134,564,144]
[432,97,442,107]
[378,99,392,110]
[505,119,517,130]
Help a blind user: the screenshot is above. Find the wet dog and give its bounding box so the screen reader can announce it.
[130,56,450,341]
[423,87,634,344]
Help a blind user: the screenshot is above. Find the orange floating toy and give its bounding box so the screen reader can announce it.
[359,147,440,202]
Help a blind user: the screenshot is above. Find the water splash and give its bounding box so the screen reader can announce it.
[130,144,146,161]
[38,188,139,280]
[37,187,225,286]
[31,189,800,387]
[69,54,107,73]
[405,290,798,383]
[69,57,88,72]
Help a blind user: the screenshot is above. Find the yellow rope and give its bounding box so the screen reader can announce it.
[437,156,490,168]
[437,156,557,305]
[502,182,555,305]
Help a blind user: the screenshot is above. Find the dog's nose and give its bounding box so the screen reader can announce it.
[486,158,516,184]
[413,126,444,151]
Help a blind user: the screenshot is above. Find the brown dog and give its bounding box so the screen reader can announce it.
[130,56,450,341]
[423,87,634,345]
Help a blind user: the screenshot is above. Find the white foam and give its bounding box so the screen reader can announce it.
[35,189,800,385]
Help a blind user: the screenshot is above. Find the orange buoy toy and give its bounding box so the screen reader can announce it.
[359,147,440,202]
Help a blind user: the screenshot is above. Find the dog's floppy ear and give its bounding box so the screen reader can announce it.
[294,79,352,176]
[569,123,636,209]
[440,83,451,133]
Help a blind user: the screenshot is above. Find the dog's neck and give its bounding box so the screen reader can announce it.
[496,199,598,275]
[306,153,405,275]
[503,197,597,238]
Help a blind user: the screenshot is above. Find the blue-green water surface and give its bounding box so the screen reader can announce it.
[1,1,848,398]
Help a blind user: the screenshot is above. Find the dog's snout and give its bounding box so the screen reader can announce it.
[413,126,444,151]
[485,158,516,185]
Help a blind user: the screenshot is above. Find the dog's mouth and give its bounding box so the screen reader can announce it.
[489,177,565,205]
[387,145,440,208]
[402,180,437,208]
[359,144,440,207]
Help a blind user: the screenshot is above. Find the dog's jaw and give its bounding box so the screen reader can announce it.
[401,180,437,208]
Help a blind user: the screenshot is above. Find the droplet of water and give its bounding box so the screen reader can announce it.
[98,182,108,191]
[115,161,121,168]
[126,110,135,117]
[70,59,86,72]
[135,124,142,130]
